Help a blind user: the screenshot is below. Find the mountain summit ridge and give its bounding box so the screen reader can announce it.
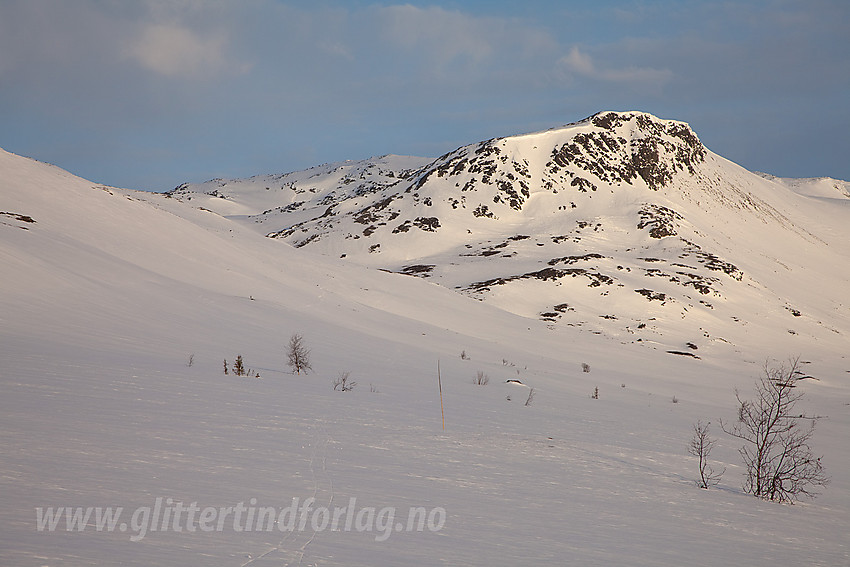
[261,111,715,253]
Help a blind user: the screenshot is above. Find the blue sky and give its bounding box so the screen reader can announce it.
[1,0,848,191]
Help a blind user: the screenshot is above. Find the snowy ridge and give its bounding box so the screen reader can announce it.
[756,171,850,200]
[168,154,432,225]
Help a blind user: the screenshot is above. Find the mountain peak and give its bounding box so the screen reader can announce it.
[501,110,707,193]
[253,111,725,261]
[392,110,707,222]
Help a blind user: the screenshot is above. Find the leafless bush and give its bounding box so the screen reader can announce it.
[591,387,599,400]
[581,362,591,373]
[333,371,356,391]
[472,371,489,385]
[689,420,724,489]
[286,333,312,375]
[721,357,828,503]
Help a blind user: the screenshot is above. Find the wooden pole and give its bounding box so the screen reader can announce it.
[438,359,445,431]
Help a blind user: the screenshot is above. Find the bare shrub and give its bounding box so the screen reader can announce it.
[473,371,489,386]
[581,362,591,373]
[721,357,828,503]
[333,371,356,392]
[223,359,228,375]
[286,333,312,375]
[591,387,599,400]
[524,388,536,406]
[689,420,724,489]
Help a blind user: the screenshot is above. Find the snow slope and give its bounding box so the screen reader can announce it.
[757,171,850,200]
[1,120,849,567]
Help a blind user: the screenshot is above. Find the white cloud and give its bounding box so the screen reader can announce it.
[558,45,672,86]
[319,41,354,61]
[127,23,246,78]
[379,5,493,63]
[375,4,557,78]
[561,46,595,75]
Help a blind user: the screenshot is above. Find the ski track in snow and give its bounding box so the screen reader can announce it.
[240,423,335,567]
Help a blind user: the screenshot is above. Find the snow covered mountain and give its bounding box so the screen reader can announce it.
[756,171,850,199]
[170,111,850,361]
[2,113,850,566]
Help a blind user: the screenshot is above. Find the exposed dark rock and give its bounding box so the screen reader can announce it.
[412,217,441,232]
[667,350,701,359]
[637,204,682,238]
[635,289,668,302]
[473,204,495,218]
[0,212,36,223]
[468,266,614,291]
[548,253,606,266]
[398,264,435,277]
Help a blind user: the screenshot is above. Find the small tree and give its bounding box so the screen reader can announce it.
[689,421,724,489]
[721,357,828,503]
[287,333,312,375]
[233,355,245,376]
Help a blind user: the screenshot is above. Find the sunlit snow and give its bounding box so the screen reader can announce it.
[2,113,849,565]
